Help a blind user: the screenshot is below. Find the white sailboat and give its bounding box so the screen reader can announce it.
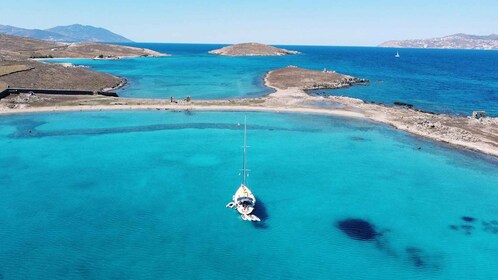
[226,116,260,222]
[395,51,400,58]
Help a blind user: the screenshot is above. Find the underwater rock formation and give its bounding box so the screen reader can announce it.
[405,247,425,268]
[337,218,378,241]
[461,216,476,222]
[449,216,498,235]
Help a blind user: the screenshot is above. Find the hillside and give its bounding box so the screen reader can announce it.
[0,24,132,43]
[379,34,498,50]
[0,60,123,91]
[0,34,165,92]
[0,25,69,41]
[0,34,164,59]
[209,43,300,56]
[46,24,132,42]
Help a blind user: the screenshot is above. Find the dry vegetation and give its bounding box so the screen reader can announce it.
[0,34,165,59]
[0,34,61,53]
[0,34,167,92]
[265,66,368,90]
[0,64,33,76]
[0,81,7,91]
[26,42,164,59]
[0,60,122,91]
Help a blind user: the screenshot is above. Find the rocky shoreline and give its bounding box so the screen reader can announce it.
[265,66,368,90]
[102,78,128,92]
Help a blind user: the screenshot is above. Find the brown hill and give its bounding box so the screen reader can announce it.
[0,34,168,92]
[209,43,300,56]
[0,60,122,91]
[0,34,166,60]
[265,66,367,90]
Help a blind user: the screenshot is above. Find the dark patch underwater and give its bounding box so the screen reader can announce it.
[9,123,321,138]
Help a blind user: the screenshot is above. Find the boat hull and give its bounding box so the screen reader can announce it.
[233,184,256,215]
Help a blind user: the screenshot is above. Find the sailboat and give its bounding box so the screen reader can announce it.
[395,51,400,58]
[226,116,261,222]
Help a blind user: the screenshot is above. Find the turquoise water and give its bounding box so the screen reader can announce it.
[1,111,498,279]
[54,44,498,116]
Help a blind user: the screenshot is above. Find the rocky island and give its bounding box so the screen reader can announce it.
[379,33,498,50]
[265,66,367,90]
[208,43,300,56]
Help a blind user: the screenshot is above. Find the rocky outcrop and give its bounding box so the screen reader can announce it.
[14,92,46,103]
[209,43,300,56]
[414,120,480,142]
[265,66,368,90]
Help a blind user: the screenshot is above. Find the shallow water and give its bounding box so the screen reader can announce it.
[53,43,498,116]
[1,111,498,279]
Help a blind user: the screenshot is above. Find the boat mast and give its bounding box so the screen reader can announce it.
[242,115,247,186]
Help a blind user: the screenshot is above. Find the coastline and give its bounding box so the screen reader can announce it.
[0,100,365,119]
[1,71,497,159]
[102,78,128,92]
[33,54,170,61]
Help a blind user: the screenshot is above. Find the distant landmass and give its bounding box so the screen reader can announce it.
[379,34,498,50]
[0,24,133,43]
[209,43,300,56]
[0,34,163,60]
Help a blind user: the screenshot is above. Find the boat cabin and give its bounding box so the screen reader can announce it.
[237,197,255,207]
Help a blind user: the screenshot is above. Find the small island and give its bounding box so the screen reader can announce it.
[265,66,367,90]
[208,43,300,56]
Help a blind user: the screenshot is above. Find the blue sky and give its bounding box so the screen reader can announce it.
[2,0,497,45]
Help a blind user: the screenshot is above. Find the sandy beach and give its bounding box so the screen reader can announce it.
[1,82,498,159]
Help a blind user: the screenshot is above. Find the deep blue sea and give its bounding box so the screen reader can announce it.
[1,111,498,279]
[55,43,498,116]
[2,45,497,279]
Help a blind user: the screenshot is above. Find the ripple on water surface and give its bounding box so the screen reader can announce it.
[0,111,498,279]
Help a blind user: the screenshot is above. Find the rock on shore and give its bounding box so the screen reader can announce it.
[208,43,300,56]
